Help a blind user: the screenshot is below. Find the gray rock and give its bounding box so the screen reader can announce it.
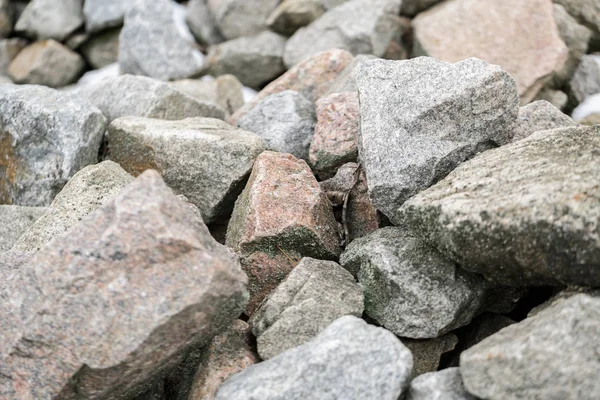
[356,57,519,223]
[407,368,476,400]
[401,0,443,17]
[119,0,204,81]
[250,257,364,360]
[237,90,316,160]
[0,250,31,271]
[513,100,576,142]
[75,74,225,124]
[84,0,131,32]
[107,117,264,224]
[322,54,377,97]
[11,161,133,253]
[528,287,600,317]
[402,334,458,378]
[81,27,120,69]
[0,0,12,38]
[186,0,225,45]
[267,0,326,36]
[283,0,402,68]
[8,40,85,87]
[171,75,244,117]
[0,206,46,251]
[209,0,280,40]
[0,170,249,399]
[534,88,569,111]
[569,54,600,104]
[15,0,83,41]
[553,0,600,36]
[204,31,286,89]
[340,227,487,338]
[0,38,26,75]
[215,316,413,400]
[460,294,600,400]
[0,84,106,206]
[397,125,600,287]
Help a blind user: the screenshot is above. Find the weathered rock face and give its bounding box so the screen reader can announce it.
[356,57,519,223]
[237,90,316,160]
[119,0,204,81]
[283,0,402,68]
[401,334,458,378]
[226,151,340,314]
[209,0,280,40]
[186,0,225,46]
[75,74,225,123]
[569,54,600,104]
[11,161,133,253]
[171,75,244,117]
[0,38,26,75]
[250,257,363,360]
[460,294,600,400]
[340,227,487,338]
[397,125,600,287]
[230,48,354,124]
[84,0,131,32]
[81,27,120,69]
[309,91,359,179]
[188,320,259,400]
[513,100,576,142]
[8,40,85,87]
[15,0,83,41]
[0,170,249,399]
[413,0,568,103]
[407,368,476,400]
[321,54,376,97]
[267,0,326,36]
[215,316,413,400]
[554,0,600,36]
[0,84,106,206]
[0,205,46,251]
[108,117,264,224]
[203,31,287,89]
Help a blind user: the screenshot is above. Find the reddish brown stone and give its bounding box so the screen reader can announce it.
[309,92,360,180]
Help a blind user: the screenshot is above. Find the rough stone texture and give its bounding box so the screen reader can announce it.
[0,84,106,206]
[0,206,46,251]
[535,88,569,111]
[413,0,568,103]
[283,0,402,68]
[230,49,354,124]
[8,40,85,88]
[528,287,600,317]
[267,0,325,36]
[554,0,600,36]
[0,171,249,399]
[15,0,83,41]
[397,125,600,287]
[309,92,359,179]
[0,250,31,272]
[402,334,458,378]
[108,117,264,224]
[0,38,26,75]
[203,31,287,89]
[237,90,316,160]
[407,368,476,400]
[11,161,133,253]
[340,227,487,338]
[81,27,120,69]
[569,54,600,104]
[76,74,225,124]
[226,151,340,314]
[188,320,259,400]
[209,0,280,40]
[119,0,204,81]
[401,0,443,17]
[186,0,225,46]
[250,257,363,360]
[322,54,376,97]
[513,100,576,142]
[0,0,12,38]
[84,0,131,32]
[215,316,413,400]
[356,57,519,223]
[171,75,244,117]
[461,294,600,400]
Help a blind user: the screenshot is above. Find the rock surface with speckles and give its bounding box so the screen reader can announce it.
[407,368,476,400]
[0,206,47,251]
[513,100,576,142]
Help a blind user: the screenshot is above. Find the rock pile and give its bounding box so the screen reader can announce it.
[1,0,599,399]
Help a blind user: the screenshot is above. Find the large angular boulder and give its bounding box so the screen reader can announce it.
[267,0,326,36]
[513,100,576,142]
[0,206,46,251]
[356,57,519,223]
[108,117,264,224]
[407,368,476,400]
[15,0,83,41]
[460,294,600,400]
[0,84,106,206]
[340,227,487,338]
[215,316,413,400]
[209,0,280,40]
[11,161,133,253]
[226,151,340,314]
[75,74,225,123]
[0,171,249,399]
[119,0,204,81]
[250,257,363,359]
[283,0,402,68]
[397,125,600,287]
[84,0,132,32]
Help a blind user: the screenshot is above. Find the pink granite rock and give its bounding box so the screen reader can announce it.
[413,0,568,103]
